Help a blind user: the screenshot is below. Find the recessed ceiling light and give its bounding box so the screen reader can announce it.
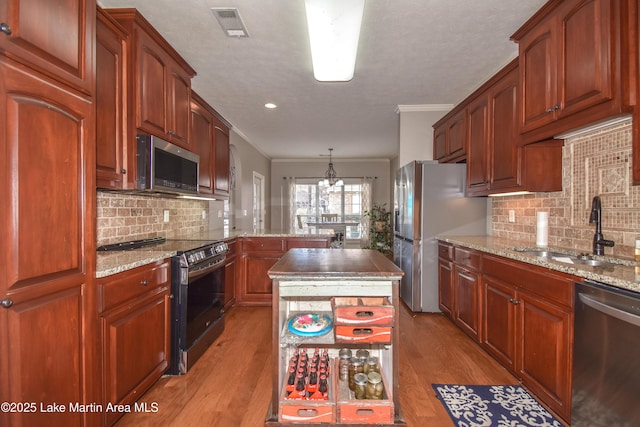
[265,103,277,109]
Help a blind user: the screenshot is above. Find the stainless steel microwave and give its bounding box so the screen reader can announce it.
[136,134,199,195]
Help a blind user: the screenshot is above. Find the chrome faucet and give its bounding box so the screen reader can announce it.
[589,195,614,255]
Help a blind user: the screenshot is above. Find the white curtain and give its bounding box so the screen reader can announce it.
[360,178,373,247]
[287,178,296,233]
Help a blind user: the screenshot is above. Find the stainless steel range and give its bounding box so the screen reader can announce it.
[169,240,229,375]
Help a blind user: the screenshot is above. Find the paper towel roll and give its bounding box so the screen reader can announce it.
[536,211,549,247]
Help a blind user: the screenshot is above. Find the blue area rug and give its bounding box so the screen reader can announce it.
[432,384,563,427]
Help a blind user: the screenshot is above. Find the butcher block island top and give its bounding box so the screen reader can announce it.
[266,248,406,426]
[268,248,404,280]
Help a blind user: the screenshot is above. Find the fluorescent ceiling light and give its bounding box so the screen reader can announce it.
[304,0,365,82]
[265,103,277,109]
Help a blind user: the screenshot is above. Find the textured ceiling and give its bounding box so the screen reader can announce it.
[97,0,547,160]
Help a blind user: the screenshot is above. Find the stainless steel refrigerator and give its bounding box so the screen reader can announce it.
[393,161,487,312]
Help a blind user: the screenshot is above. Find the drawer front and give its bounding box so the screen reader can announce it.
[99,261,170,312]
[438,242,454,261]
[242,237,285,252]
[483,255,573,307]
[454,247,481,271]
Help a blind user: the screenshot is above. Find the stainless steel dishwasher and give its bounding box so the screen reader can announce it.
[572,280,640,426]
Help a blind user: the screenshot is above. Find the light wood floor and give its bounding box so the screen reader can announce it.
[115,304,519,427]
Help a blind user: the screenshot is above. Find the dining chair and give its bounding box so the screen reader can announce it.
[321,213,338,222]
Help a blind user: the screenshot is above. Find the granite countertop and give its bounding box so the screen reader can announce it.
[96,229,336,278]
[437,235,640,294]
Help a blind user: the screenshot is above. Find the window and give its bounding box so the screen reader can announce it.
[291,179,371,240]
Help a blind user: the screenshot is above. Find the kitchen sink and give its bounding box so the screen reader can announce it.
[512,248,618,268]
[513,249,569,258]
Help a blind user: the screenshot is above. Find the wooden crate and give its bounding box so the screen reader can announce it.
[335,363,394,424]
[278,362,336,424]
[332,297,394,326]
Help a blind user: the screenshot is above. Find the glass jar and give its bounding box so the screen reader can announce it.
[353,373,368,399]
[338,349,352,381]
[355,349,369,363]
[348,358,364,391]
[365,372,384,399]
[364,356,379,375]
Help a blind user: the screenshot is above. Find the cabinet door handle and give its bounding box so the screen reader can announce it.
[546,107,554,113]
[121,168,127,174]
[553,104,560,110]
[1,297,14,308]
[140,280,148,286]
[1,23,12,35]
[509,298,520,305]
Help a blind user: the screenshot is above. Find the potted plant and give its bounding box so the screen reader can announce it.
[363,203,393,258]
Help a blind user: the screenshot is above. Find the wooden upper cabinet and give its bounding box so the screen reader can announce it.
[489,65,521,191]
[190,91,231,198]
[512,0,630,142]
[191,93,214,193]
[466,94,490,192]
[96,7,129,189]
[433,107,467,162]
[213,119,231,198]
[106,8,196,149]
[135,25,192,147]
[465,60,524,196]
[0,0,95,95]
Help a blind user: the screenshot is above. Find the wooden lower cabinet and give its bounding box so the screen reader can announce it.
[438,244,574,422]
[517,288,572,421]
[236,237,331,306]
[453,264,481,341]
[482,277,517,372]
[98,260,171,426]
[482,254,573,422]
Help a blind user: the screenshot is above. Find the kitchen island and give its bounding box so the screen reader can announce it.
[266,248,405,426]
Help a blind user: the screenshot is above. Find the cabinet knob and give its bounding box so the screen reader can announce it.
[509,298,521,305]
[1,297,14,308]
[167,130,176,136]
[546,107,553,113]
[0,23,11,35]
[121,168,127,175]
[553,104,560,110]
[140,279,148,286]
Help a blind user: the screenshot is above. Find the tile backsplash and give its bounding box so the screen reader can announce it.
[97,192,209,246]
[492,118,640,258]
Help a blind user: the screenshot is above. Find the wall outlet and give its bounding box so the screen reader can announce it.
[508,210,516,223]
[163,209,170,223]
[201,210,206,220]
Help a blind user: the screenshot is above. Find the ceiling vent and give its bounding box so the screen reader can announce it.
[211,8,249,37]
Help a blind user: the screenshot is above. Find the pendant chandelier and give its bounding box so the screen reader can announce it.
[320,148,344,187]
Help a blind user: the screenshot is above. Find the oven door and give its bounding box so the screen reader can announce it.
[171,259,225,374]
[183,266,225,347]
